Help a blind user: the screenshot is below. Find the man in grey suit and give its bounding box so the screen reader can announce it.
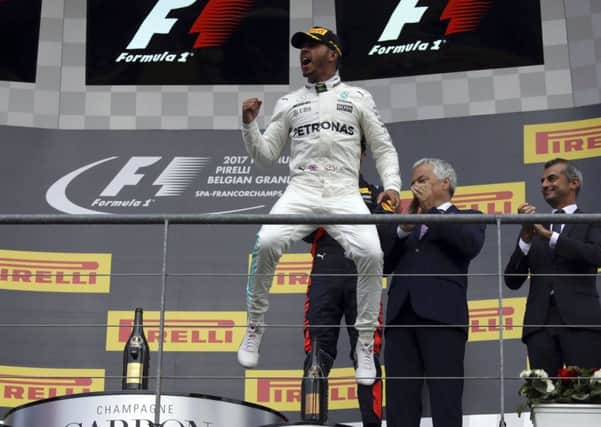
[504,158,601,376]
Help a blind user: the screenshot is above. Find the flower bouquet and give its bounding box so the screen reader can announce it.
[518,366,601,416]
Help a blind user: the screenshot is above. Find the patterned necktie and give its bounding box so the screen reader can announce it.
[551,209,564,234]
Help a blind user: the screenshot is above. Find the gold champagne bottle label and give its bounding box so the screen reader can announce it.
[304,392,320,415]
[126,362,142,384]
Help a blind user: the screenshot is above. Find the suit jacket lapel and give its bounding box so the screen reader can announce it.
[411,226,421,241]
[447,205,459,214]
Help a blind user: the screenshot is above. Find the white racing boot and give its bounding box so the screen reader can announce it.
[355,339,376,385]
[237,323,264,368]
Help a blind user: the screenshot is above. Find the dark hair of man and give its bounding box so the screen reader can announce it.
[544,157,583,194]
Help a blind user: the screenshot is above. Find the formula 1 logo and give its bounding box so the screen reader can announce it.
[371,0,492,56]
[46,156,209,214]
[336,0,542,80]
[87,0,289,84]
[117,0,254,64]
[378,0,429,42]
[378,0,492,41]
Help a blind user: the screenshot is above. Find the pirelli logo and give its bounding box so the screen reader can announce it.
[0,365,104,407]
[0,249,111,293]
[250,253,388,294]
[400,182,525,214]
[524,116,601,163]
[106,311,246,352]
[468,297,526,342]
[266,253,312,294]
[245,367,383,411]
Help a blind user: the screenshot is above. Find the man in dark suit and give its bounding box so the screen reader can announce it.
[504,158,601,377]
[383,158,486,427]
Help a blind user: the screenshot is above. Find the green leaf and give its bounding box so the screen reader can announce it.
[533,380,550,393]
[572,393,591,401]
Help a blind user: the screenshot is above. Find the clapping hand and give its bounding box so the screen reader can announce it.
[399,196,421,232]
[517,203,537,242]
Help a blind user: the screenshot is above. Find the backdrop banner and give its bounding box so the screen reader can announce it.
[336,0,544,81]
[86,0,290,85]
[0,103,600,424]
[0,0,42,82]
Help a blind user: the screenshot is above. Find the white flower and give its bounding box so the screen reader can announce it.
[545,380,556,393]
[519,369,549,379]
[520,369,532,379]
[590,369,601,384]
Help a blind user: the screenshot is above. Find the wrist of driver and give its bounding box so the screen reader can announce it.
[241,120,257,129]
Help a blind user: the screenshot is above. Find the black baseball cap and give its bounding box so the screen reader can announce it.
[291,27,342,56]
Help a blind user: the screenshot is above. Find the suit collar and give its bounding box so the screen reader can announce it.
[553,204,578,214]
[305,73,341,92]
[438,201,453,212]
[445,204,460,214]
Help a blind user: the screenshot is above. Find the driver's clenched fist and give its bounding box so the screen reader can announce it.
[242,98,263,124]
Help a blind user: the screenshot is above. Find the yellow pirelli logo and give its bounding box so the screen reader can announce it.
[266,253,312,294]
[524,116,601,163]
[106,310,246,352]
[249,253,388,294]
[0,365,104,407]
[245,367,384,411]
[245,369,301,411]
[0,249,111,293]
[400,182,525,214]
[468,297,526,342]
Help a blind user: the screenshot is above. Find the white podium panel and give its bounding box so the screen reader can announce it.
[2,392,287,427]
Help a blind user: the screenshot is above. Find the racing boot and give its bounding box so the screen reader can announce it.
[355,338,376,386]
[237,323,264,368]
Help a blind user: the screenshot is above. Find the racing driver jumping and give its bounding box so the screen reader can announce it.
[238,26,401,386]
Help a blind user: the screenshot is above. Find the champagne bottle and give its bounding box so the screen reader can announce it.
[122,307,149,390]
[300,340,328,423]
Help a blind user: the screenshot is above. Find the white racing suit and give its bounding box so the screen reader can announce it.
[241,73,401,340]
